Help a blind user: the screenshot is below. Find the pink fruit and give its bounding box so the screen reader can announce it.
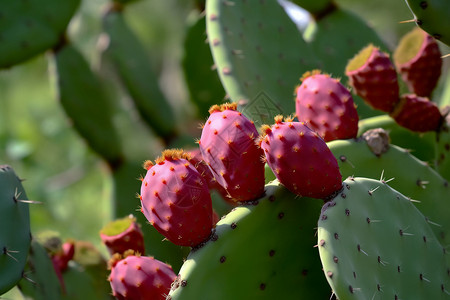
[390,94,442,132]
[199,103,265,202]
[259,116,342,199]
[186,148,230,202]
[394,27,442,97]
[100,215,145,256]
[108,251,176,300]
[140,149,213,247]
[346,44,399,112]
[295,70,359,142]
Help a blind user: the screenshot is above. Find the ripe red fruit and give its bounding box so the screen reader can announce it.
[108,251,176,300]
[296,70,359,142]
[390,94,442,132]
[259,116,342,199]
[346,44,399,112]
[394,27,442,98]
[100,215,145,256]
[199,103,265,202]
[140,149,213,247]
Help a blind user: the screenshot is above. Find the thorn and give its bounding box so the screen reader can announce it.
[399,227,414,236]
[3,247,19,262]
[384,177,395,184]
[408,197,421,203]
[425,218,442,227]
[398,19,416,24]
[17,199,42,204]
[368,186,380,195]
[420,273,431,283]
[22,272,37,285]
[379,170,385,182]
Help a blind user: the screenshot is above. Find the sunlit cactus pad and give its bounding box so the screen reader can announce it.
[318,177,450,299]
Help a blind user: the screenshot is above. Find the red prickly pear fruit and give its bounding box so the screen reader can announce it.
[295,70,359,142]
[140,149,213,247]
[186,148,230,202]
[394,27,442,97]
[52,241,75,273]
[346,44,399,112]
[100,215,145,256]
[390,94,442,132]
[258,116,342,199]
[108,250,176,300]
[199,103,265,203]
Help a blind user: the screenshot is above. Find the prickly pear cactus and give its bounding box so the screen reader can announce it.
[404,0,450,46]
[0,165,31,295]
[102,6,177,142]
[17,238,62,300]
[206,0,319,126]
[318,177,450,299]
[436,112,450,181]
[52,42,124,166]
[328,131,450,247]
[168,180,331,299]
[0,0,81,68]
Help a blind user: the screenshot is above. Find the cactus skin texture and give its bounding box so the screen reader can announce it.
[404,0,450,46]
[140,149,213,247]
[259,116,342,199]
[53,42,124,167]
[318,177,450,299]
[108,251,176,300]
[328,132,450,247]
[102,7,177,142]
[0,0,81,68]
[199,103,265,202]
[100,215,145,256]
[390,93,442,132]
[0,165,32,295]
[393,27,442,98]
[295,70,359,142]
[346,44,400,113]
[168,181,331,299]
[17,238,63,300]
[206,0,319,126]
[357,115,436,162]
[182,14,226,119]
[436,113,450,181]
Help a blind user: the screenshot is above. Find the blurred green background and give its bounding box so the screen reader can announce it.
[0,0,449,263]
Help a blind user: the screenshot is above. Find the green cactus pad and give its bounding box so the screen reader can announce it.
[436,114,450,181]
[405,0,450,46]
[182,13,226,118]
[17,238,62,300]
[206,0,319,126]
[102,9,177,141]
[318,177,450,299]
[357,115,436,162]
[52,43,124,166]
[328,135,450,247]
[0,0,80,68]
[168,181,331,299]
[0,165,31,295]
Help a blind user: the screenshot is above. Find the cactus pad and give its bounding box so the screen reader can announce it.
[168,181,331,299]
[0,165,31,295]
[318,177,450,299]
[0,0,80,68]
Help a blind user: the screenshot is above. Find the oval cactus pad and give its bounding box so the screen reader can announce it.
[318,177,450,299]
